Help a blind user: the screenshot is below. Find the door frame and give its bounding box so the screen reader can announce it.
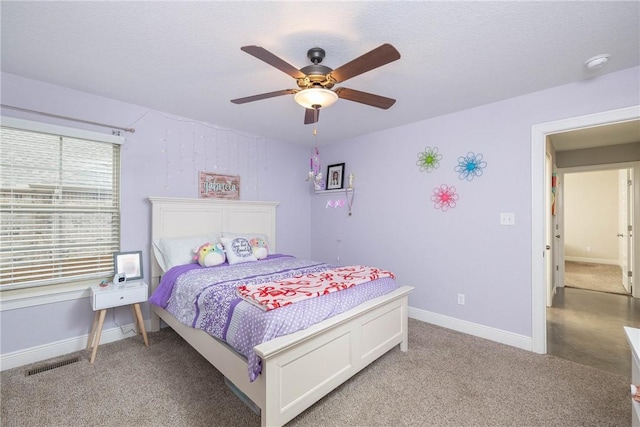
[530,105,640,354]
[620,167,632,293]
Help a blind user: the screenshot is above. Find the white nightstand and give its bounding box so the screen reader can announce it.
[87,280,149,363]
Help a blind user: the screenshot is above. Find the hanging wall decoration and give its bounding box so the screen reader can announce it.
[326,199,346,208]
[551,172,557,215]
[156,111,266,198]
[431,184,459,211]
[307,146,324,191]
[416,146,443,173]
[345,177,355,216]
[454,152,487,181]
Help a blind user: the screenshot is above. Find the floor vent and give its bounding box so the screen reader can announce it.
[25,356,80,376]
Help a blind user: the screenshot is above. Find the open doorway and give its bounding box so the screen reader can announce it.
[561,167,632,296]
[531,106,640,356]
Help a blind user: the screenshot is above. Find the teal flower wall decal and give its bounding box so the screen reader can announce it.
[455,152,487,181]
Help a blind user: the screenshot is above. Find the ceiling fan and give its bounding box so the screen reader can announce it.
[230,44,401,124]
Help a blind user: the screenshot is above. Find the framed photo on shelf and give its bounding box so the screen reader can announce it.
[326,163,345,190]
[113,251,143,280]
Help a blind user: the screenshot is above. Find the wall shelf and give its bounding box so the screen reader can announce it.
[315,188,354,195]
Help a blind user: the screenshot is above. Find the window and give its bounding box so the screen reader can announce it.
[0,118,121,291]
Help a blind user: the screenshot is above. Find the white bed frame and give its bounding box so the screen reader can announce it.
[148,196,413,427]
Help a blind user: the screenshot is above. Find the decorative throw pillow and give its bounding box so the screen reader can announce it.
[221,232,270,256]
[249,237,268,260]
[220,236,258,265]
[192,242,226,267]
[152,232,220,271]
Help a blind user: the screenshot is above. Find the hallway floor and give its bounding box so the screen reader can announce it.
[547,287,640,377]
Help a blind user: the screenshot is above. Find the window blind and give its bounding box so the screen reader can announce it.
[0,125,121,290]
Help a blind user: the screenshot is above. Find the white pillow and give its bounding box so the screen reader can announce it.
[152,232,220,272]
[220,236,257,265]
[221,232,270,256]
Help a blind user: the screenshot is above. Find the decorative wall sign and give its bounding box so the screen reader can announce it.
[454,152,487,181]
[199,172,240,199]
[431,184,459,211]
[416,146,442,172]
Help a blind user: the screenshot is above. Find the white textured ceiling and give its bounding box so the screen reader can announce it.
[1,1,639,146]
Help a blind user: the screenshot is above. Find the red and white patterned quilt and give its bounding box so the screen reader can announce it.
[236,265,395,311]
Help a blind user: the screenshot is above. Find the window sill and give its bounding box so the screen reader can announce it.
[0,279,100,311]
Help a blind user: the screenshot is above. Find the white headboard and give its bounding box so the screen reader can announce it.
[148,197,279,291]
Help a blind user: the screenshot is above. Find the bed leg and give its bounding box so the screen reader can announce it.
[150,307,161,332]
[260,365,281,427]
[400,298,409,352]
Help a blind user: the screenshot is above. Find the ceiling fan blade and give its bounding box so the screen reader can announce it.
[231,89,297,104]
[330,44,401,83]
[335,87,396,109]
[304,108,319,124]
[241,46,306,79]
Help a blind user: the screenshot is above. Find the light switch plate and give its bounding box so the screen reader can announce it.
[500,212,515,225]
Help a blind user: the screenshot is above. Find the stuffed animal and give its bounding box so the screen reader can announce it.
[249,238,268,260]
[192,242,226,267]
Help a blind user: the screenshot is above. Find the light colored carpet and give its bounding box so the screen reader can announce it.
[564,261,628,295]
[1,319,631,426]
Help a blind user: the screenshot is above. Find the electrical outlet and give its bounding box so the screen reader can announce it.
[586,246,592,252]
[457,293,465,305]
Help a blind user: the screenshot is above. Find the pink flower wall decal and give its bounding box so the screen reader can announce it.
[431,184,459,211]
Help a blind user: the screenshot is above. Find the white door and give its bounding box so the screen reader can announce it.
[554,172,564,289]
[545,153,554,306]
[619,168,633,293]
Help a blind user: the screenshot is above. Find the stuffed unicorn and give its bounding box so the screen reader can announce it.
[193,242,226,267]
[249,238,268,260]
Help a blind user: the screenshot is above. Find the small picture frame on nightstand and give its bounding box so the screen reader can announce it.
[113,251,143,281]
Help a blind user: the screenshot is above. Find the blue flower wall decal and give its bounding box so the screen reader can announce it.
[455,152,487,181]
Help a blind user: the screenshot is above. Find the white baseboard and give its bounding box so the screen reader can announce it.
[0,319,151,371]
[409,307,533,351]
[564,256,619,266]
[3,309,533,372]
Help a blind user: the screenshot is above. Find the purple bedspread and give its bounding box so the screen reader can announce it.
[149,255,399,381]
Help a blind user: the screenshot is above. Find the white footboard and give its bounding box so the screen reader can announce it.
[150,285,412,427]
[256,285,412,427]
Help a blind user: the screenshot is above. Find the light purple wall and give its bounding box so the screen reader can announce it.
[1,67,638,355]
[0,72,311,354]
[312,66,639,336]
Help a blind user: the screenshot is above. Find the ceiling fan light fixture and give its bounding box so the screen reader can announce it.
[294,88,338,109]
